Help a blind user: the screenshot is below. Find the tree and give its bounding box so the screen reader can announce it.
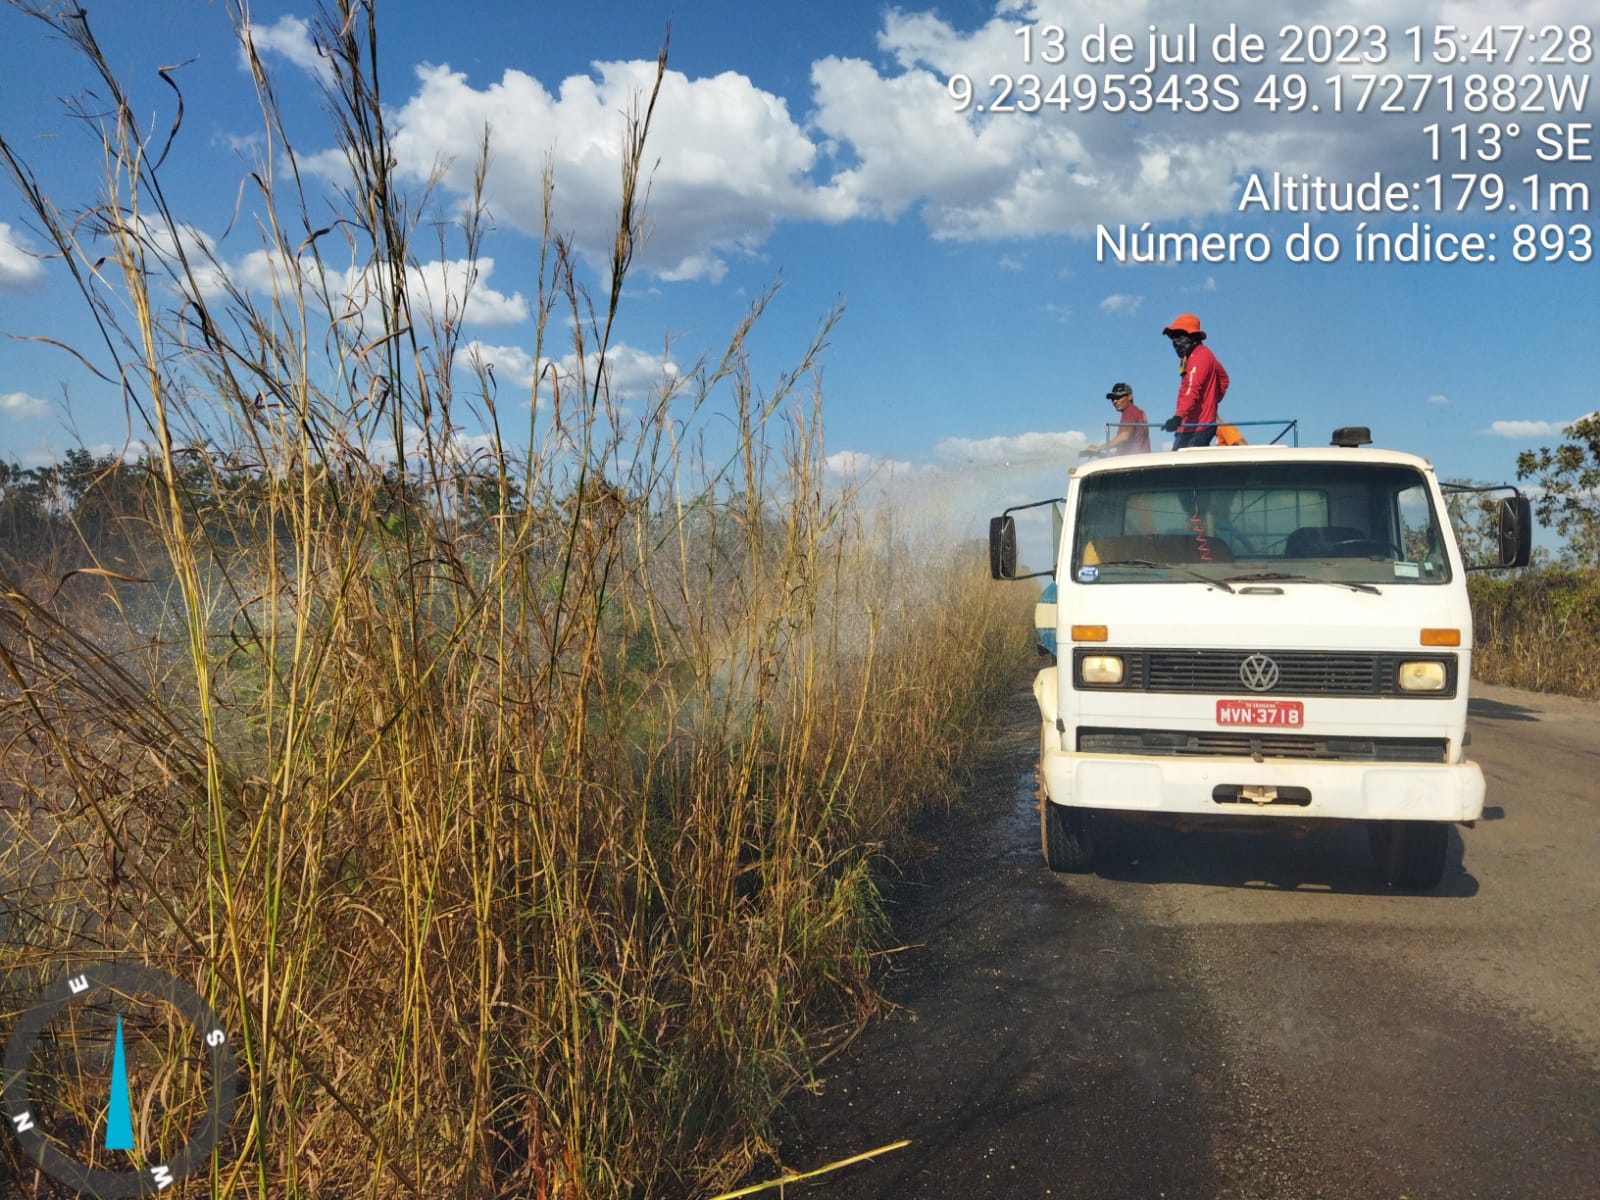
[1442,484,1499,565]
[1516,413,1600,567]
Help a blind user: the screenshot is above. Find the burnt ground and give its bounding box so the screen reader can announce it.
[761,681,1600,1200]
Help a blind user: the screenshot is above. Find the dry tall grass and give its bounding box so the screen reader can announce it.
[0,5,1031,1197]
[1469,570,1600,699]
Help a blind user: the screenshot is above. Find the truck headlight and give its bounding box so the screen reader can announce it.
[1080,655,1124,686]
[1398,660,1447,691]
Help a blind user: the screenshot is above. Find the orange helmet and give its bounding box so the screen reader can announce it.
[1162,313,1203,336]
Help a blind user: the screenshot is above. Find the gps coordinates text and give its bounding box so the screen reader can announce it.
[942,20,1596,268]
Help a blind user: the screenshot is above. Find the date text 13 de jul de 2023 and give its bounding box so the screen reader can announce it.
[942,19,1594,268]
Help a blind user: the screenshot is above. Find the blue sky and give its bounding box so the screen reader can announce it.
[0,0,1595,541]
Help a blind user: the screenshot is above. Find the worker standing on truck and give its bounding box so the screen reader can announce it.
[1159,313,1229,449]
[1082,382,1151,456]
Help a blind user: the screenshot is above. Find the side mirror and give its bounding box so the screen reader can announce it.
[989,515,1018,580]
[1498,494,1532,568]
[1448,482,1535,572]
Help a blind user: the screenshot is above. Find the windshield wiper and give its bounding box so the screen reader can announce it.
[1223,571,1381,595]
[1093,559,1236,593]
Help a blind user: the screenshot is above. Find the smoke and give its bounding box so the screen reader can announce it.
[824,428,1089,563]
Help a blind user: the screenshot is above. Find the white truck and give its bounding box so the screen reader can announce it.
[989,426,1532,890]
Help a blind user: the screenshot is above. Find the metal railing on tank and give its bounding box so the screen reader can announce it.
[1090,418,1299,451]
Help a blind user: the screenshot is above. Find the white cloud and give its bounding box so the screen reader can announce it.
[824,450,924,480]
[86,441,150,463]
[241,15,333,84]
[216,130,267,157]
[834,0,1600,241]
[935,430,1088,465]
[456,340,679,403]
[210,246,300,299]
[1427,394,1449,406]
[823,427,1093,538]
[180,240,528,329]
[18,440,149,468]
[1099,293,1142,315]
[138,221,231,296]
[1485,419,1568,439]
[811,24,1241,240]
[458,341,541,391]
[808,53,1042,230]
[293,1,1600,283]
[364,424,499,465]
[223,252,529,326]
[382,60,851,283]
[1,392,49,419]
[396,258,528,327]
[0,222,47,290]
[830,428,1093,481]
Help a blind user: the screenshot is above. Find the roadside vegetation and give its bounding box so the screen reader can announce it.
[1450,425,1600,699]
[1467,569,1600,698]
[0,5,1031,1198]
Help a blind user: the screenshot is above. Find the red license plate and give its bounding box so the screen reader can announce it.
[1216,699,1304,727]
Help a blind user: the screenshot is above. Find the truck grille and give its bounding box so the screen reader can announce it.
[1077,727,1449,763]
[1074,648,1458,698]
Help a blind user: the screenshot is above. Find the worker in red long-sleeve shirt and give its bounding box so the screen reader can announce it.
[1159,313,1229,450]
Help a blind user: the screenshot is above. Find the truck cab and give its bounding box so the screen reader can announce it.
[990,427,1532,889]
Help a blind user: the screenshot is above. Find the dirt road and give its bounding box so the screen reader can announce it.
[770,681,1600,1200]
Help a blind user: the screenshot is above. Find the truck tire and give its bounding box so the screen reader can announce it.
[1369,820,1449,889]
[1042,799,1095,873]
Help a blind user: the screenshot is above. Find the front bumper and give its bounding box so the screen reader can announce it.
[1040,747,1485,822]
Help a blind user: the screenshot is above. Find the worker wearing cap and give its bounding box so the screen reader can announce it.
[1082,382,1150,456]
[1160,313,1229,450]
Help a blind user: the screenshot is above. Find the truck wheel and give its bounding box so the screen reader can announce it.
[1042,800,1095,873]
[1369,820,1449,889]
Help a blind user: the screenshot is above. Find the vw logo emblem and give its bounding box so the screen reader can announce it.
[1239,653,1280,692]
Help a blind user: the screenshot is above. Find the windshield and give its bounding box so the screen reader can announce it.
[1071,461,1452,587]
